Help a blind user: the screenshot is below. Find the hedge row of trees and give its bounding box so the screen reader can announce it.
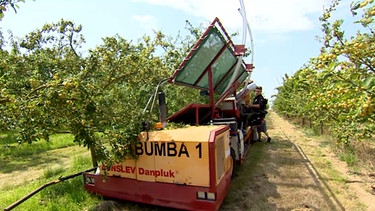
[273,0,375,145]
[0,2,207,166]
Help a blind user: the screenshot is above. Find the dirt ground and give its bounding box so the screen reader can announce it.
[221,111,375,211]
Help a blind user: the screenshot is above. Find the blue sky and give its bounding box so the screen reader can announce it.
[0,0,356,100]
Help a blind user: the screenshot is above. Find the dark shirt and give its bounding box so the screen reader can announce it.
[252,94,266,113]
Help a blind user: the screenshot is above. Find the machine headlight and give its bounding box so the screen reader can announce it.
[206,192,216,201]
[197,191,206,199]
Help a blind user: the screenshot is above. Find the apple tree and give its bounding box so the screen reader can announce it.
[273,0,375,145]
[1,17,207,167]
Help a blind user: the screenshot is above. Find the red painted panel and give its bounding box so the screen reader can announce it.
[84,168,232,211]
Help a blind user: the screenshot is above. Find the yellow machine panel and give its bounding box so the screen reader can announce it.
[105,125,230,187]
[105,158,137,179]
[215,131,232,184]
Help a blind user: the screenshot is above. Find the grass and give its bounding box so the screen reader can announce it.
[298,126,360,179]
[1,132,76,157]
[339,151,358,167]
[0,130,19,145]
[43,167,66,179]
[0,131,99,211]
[221,143,266,209]
[0,133,79,176]
[298,124,374,172]
[1,155,98,211]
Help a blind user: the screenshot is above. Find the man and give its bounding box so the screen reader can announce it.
[248,86,271,142]
[249,86,266,111]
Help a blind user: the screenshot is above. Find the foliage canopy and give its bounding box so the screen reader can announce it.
[273,0,375,145]
[0,16,207,166]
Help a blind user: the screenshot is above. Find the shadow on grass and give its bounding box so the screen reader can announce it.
[221,128,345,211]
[220,141,280,211]
[0,133,78,174]
[0,152,69,174]
[0,142,80,175]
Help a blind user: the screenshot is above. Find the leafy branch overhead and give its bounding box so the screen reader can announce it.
[0,16,205,166]
[0,0,29,20]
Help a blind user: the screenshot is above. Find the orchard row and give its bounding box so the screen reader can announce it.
[273,0,375,144]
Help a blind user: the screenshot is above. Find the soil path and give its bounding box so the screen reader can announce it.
[220,111,374,211]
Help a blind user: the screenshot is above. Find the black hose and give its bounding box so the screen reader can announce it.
[3,167,97,211]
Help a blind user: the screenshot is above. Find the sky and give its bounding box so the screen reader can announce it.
[0,0,357,100]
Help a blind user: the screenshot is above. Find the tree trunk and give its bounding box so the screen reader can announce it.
[90,145,98,167]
